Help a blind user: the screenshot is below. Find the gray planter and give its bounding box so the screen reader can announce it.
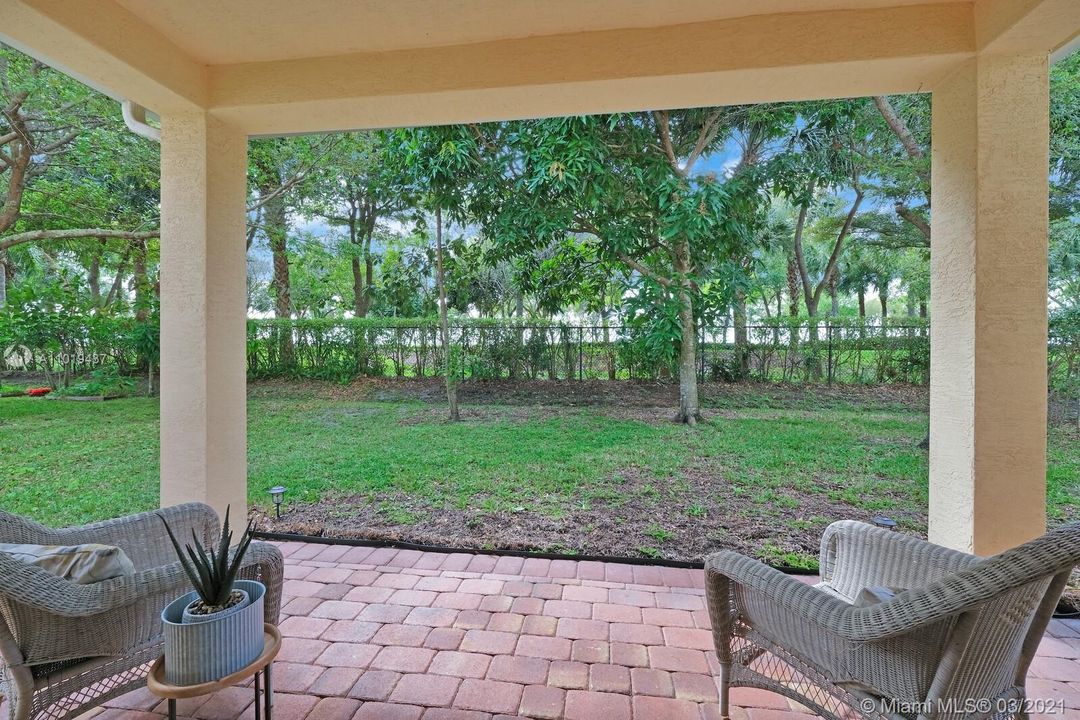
[161,579,265,685]
[181,588,250,624]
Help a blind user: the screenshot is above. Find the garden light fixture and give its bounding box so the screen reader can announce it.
[872,515,898,530]
[269,486,286,519]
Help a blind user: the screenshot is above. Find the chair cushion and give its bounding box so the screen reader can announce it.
[0,542,136,584]
[854,585,904,607]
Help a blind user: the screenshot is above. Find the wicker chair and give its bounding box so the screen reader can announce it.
[706,520,1080,720]
[0,503,284,720]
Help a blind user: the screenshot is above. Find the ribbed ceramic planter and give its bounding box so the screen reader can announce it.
[181,588,250,624]
[161,580,265,685]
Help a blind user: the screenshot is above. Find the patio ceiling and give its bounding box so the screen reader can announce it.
[1,0,1077,135]
[111,0,974,64]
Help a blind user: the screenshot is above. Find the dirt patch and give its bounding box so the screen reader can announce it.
[249,377,929,413]
[254,458,926,567]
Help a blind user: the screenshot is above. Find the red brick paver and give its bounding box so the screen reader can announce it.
[96,542,1080,720]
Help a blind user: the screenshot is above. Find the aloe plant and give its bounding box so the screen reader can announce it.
[159,506,255,612]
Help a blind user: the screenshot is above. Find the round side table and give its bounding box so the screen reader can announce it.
[147,623,281,720]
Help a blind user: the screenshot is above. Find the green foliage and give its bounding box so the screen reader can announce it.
[1051,51,1080,223]
[1050,306,1080,398]
[0,289,157,380]
[55,366,135,397]
[158,506,255,610]
[0,311,991,388]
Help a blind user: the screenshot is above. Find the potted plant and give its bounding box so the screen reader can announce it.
[158,507,265,685]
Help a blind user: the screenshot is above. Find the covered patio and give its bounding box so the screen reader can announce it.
[24,542,1074,720]
[2,0,1080,718]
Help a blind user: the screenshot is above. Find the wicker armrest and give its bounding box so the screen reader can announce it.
[818,521,980,601]
[46,503,220,570]
[706,550,855,631]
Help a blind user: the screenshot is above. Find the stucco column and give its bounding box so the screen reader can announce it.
[929,54,1049,556]
[158,112,248,519]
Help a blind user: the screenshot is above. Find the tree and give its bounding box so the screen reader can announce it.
[285,230,356,317]
[249,140,295,326]
[377,232,433,317]
[460,111,765,423]
[391,125,483,421]
[306,132,408,317]
[772,103,868,321]
[0,46,163,308]
[870,95,931,244]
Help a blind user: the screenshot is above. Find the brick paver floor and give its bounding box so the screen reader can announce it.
[60,542,1080,719]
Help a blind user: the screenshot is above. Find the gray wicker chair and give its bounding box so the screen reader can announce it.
[706,520,1080,720]
[0,503,284,720]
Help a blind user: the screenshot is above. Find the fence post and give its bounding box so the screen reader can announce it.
[827,323,834,386]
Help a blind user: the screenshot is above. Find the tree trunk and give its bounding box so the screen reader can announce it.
[435,208,459,421]
[104,253,128,308]
[828,273,840,317]
[603,315,615,380]
[906,293,916,317]
[795,188,863,322]
[879,290,889,318]
[350,209,377,318]
[361,228,375,317]
[0,255,9,309]
[733,288,749,379]
[345,213,366,318]
[858,287,866,318]
[597,285,613,380]
[804,296,821,380]
[786,255,800,317]
[919,300,928,318]
[674,239,698,425]
[263,188,293,366]
[351,255,364,316]
[132,240,151,322]
[88,241,103,307]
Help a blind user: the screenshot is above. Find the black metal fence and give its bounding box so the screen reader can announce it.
[244,319,931,386]
[5,315,1076,395]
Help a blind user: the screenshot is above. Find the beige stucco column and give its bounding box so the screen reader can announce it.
[929,54,1050,556]
[158,112,249,520]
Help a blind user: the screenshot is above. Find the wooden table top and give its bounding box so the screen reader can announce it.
[147,623,281,700]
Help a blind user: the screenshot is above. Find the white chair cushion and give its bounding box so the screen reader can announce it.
[0,542,135,584]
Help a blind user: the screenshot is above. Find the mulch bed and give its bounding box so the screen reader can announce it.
[254,462,924,566]
[249,376,929,412]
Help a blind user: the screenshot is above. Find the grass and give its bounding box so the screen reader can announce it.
[1,388,1077,555]
[0,380,32,397]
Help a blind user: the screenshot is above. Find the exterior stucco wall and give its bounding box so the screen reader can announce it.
[159,113,248,518]
[930,54,1049,555]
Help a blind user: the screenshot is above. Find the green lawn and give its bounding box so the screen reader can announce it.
[1,388,1076,565]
